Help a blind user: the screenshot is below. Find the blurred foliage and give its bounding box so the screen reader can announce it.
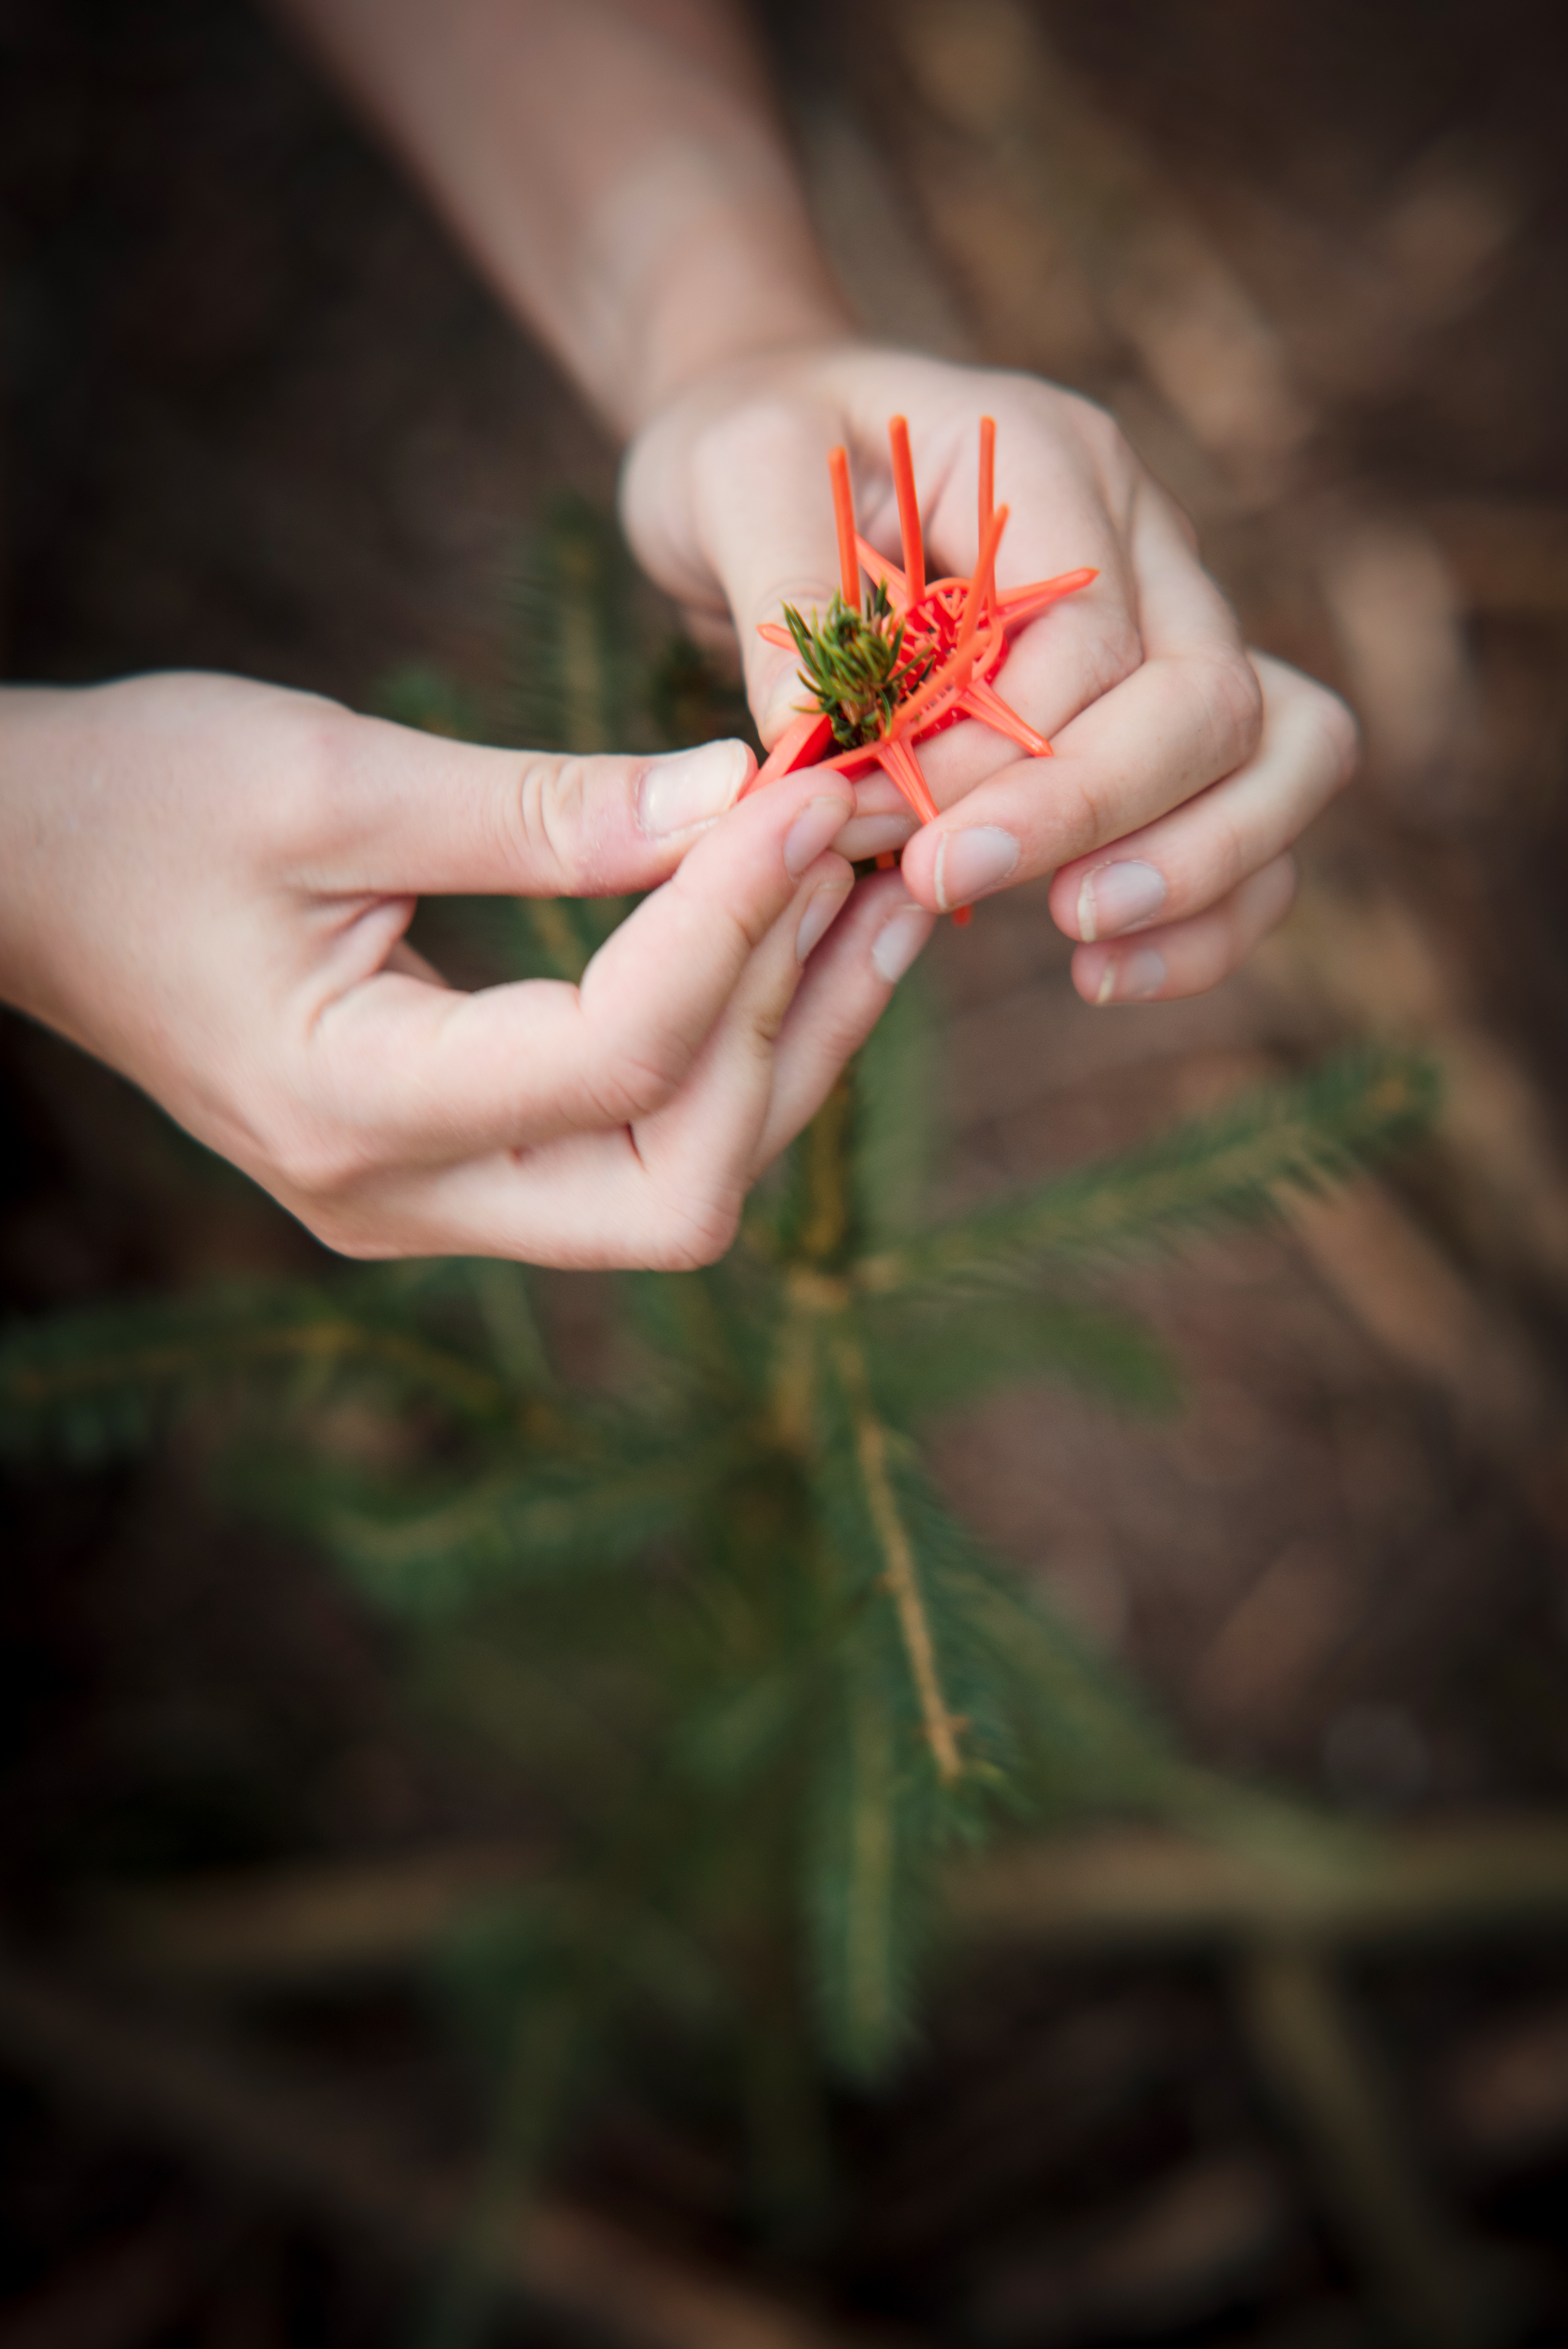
[0,501,1436,2285]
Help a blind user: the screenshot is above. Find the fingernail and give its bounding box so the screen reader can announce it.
[1095,946,1167,1005]
[1078,859,1166,941]
[934,825,1019,912]
[639,738,751,837]
[871,902,935,984]
[796,880,850,964]
[784,794,849,879]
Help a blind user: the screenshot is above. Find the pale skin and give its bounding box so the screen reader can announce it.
[0,0,1355,1267]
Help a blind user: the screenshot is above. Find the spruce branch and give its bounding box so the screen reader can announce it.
[783,579,934,751]
[510,493,637,756]
[804,1607,930,2078]
[260,1435,718,1617]
[832,1331,966,1786]
[863,1291,1178,1420]
[838,1644,903,2057]
[0,1285,515,1461]
[855,1049,1437,1300]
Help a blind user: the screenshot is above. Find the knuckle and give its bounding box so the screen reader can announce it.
[1051,384,1122,456]
[1076,618,1143,704]
[265,1109,381,1205]
[515,754,596,893]
[672,867,774,962]
[749,991,792,1053]
[253,704,356,856]
[584,1039,688,1127]
[1056,767,1114,864]
[1057,390,1144,504]
[1198,652,1265,770]
[645,1194,741,1273]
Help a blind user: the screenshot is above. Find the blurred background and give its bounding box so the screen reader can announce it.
[4,0,1568,2341]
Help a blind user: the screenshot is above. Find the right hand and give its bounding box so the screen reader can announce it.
[624,348,1353,996]
[0,672,934,1265]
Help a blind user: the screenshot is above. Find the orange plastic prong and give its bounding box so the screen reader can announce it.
[856,534,909,608]
[961,501,1008,652]
[875,734,940,825]
[978,414,996,595]
[958,676,1052,759]
[888,415,925,604]
[828,446,860,608]
[747,710,836,793]
[994,566,1099,624]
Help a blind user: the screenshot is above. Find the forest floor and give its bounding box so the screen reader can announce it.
[4,1,1568,2342]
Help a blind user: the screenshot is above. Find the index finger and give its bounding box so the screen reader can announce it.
[903,489,1261,911]
[302,768,855,1173]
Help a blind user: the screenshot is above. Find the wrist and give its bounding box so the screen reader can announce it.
[582,139,856,437]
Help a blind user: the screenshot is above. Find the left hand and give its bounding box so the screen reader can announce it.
[622,344,1355,1005]
[0,674,934,1266]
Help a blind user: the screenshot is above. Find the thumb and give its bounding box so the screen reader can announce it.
[624,399,847,749]
[712,415,848,746]
[311,709,755,897]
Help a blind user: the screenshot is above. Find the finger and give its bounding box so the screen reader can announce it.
[625,856,862,1257]
[912,390,1144,769]
[1070,853,1298,1007]
[903,496,1262,913]
[750,872,936,1168]
[301,706,757,896]
[663,393,853,745]
[1049,654,1356,942]
[304,770,855,1173]
[316,850,857,1267]
[911,454,1253,814]
[837,798,920,864]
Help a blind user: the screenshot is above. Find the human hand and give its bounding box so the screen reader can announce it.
[622,347,1355,1000]
[0,674,934,1264]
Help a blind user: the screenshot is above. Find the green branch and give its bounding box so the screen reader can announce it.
[1,1304,510,1433]
[832,1331,966,1786]
[783,580,933,751]
[856,1050,1436,1299]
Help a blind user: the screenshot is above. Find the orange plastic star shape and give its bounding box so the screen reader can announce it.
[748,415,1096,922]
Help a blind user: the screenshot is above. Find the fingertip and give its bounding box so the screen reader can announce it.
[894,826,942,915]
[1049,864,1085,938]
[638,736,754,840]
[871,897,935,984]
[1071,942,1169,1006]
[795,856,855,962]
